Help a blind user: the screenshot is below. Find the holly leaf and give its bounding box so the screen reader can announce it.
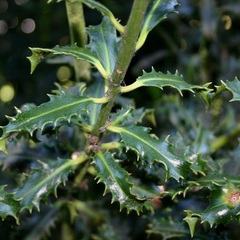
[14,155,87,212]
[0,185,20,224]
[189,174,240,189]
[94,151,146,214]
[136,0,179,50]
[0,90,105,153]
[88,17,120,75]
[185,184,240,228]
[28,44,108,79]
[76,0,124,32]
[107,125,191,181]
[222,78,240,101]
[147,217,191,239]
[121,69,210,96]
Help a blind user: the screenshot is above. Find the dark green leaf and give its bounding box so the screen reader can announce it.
[0,185,20,224]
[94,151,146,214]
[14,155,87,212]
[185,184,240,227]
[147,217,190,239]
[24,205,60,240]
[77,0,124,32]
[223,78,240,101]
[121,69,210,96]
[107,125,191,181]
[88,17,120,75]
[28,45,108,79]
[137,0,179,50]
[189,174,240,189]
[0,91,104,152]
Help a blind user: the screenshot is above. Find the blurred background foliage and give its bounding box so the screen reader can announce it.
[0,0,240,239]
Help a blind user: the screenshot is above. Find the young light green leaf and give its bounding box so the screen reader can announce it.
[121,69,209,96]
[0,91,106,153]
[222,78,240,101]
[87,17,120,75]
[107,125,191,181]
[183,211,198,238]
[136,0,179,50]
[94,151,146,214]
[28,45,109,79]
[0,185,20,224]
[14,154,87,212]
[76,0,124,32]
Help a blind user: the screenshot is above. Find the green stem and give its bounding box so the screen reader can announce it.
[65,0,91,82]
[93,0,149,136]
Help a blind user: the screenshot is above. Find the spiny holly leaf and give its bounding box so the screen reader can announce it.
[136,0,179,50]
[107,125,191,181]
[184,184,240,228]
[28,44,108,79]
[189,174,240,189]
[222,78,240,101]
[0,91,105,153]
[0,185,20,224]
[94,151,146,214]
[121,69,210,96]
[87,16,120,75]
[23,205,60,240]
[147,217,191,239]
[76,0,124,32]
[14,156,86,212]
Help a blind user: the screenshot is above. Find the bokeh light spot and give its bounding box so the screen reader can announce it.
[15,0,28,6]
[0,84,15,103]
[57,66,72,83]
[222,15,232,30]
[0,20,8,35]
[21,18,35,34]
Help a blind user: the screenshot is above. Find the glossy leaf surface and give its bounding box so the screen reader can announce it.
[94,151,146,213]
[0,91,104,153]
[0,185,20,224]
[77,0,124,32]
[88,17,120,75]
[107,125,191,181]
[14,156,87,212]
[136,0,179,50]
[223,78,240,101]
[121,69,209,95]
[28,45,108,79]
[185,184,240,228]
